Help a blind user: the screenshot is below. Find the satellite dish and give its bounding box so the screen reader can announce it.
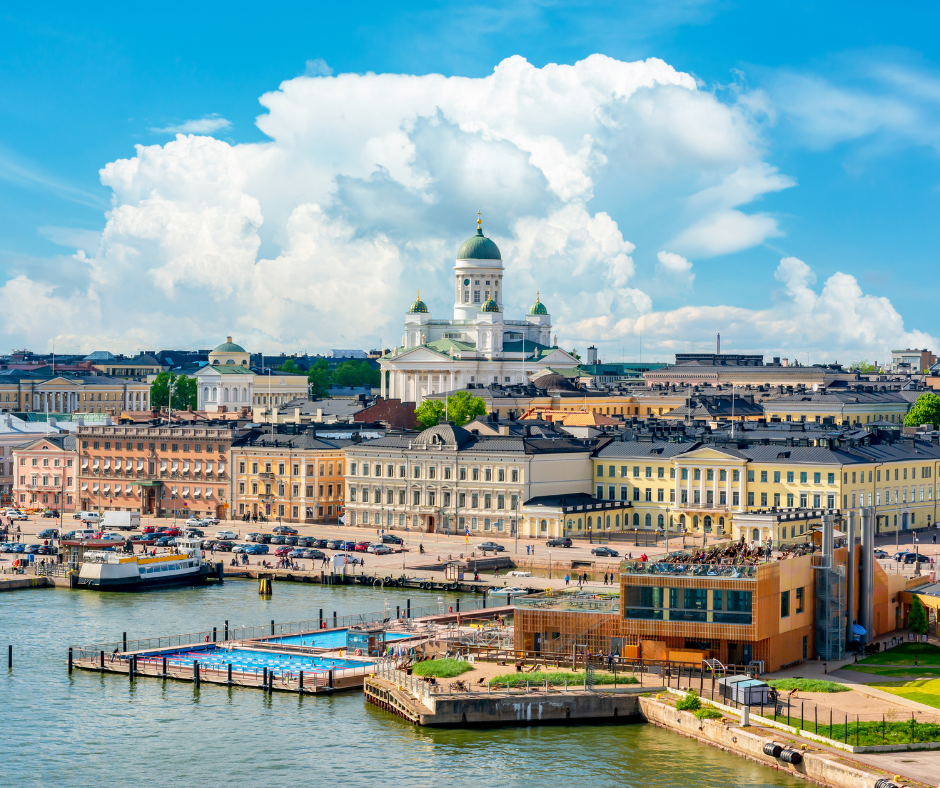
[812,383,818,392]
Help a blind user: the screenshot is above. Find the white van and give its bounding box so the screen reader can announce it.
[73,529,98,540]
[77,511,101,523]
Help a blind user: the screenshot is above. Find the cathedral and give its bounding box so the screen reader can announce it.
[380,215,579,403]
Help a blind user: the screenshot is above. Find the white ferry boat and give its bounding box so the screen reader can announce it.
[78,538,212,591]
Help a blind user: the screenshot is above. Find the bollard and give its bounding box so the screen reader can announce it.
[194,660,200,687]
[68,647,73,674]
[8,644,12,669]
[100,650,105,672]
[162,656,167,677]
[406,599,411,618]
[319,608,323,628]
[299,670,304,692]
[224,620,229,640]
[122,632,127,653]
[456,599,460,612]
[263,666,268,690]
[213,627,217,643]
[227,663,232,686]
[271,619,275,636]
[328,669,334,689]
[396,605,400,619]
[483,590,487,609]
[129,655,134,682]
[333,612,337,628]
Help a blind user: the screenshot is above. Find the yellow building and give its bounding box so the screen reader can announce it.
[231,427,346,523]
[0,372,151,414]
[589,434,940,541]
[762,390,914,426]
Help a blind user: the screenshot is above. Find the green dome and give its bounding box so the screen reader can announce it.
[457,228,501,261]
[213,336,246,353]
[480,297,501,313]
[528,293,549,315]
[407,291,429,314]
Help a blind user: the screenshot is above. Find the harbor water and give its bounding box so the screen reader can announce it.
[1,581,806,788]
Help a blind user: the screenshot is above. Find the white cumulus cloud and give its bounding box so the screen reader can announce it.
[151,115,232,135]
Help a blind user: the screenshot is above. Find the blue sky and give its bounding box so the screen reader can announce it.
[1,1,939,363]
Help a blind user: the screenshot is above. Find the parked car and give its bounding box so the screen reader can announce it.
[183,528,205,538]
[269,535,286,545]
[381,534,403,545]
[284,536,299,546]
[326,539,345,550]
[185,517,202,527]
[273,525,298,535]
[478,541,505,553]
[892,551,911,562]
[37,529,59,539]
[249,544,269,555]
[215,530,238,540]
[163,527,182,537]
[343,555,362,565]
[297,536,316,547]
[274,546,292,557]
[100,533,125,542]
[546,537,572,547]
[41,509,59,518]
[245,532,263,542]
[354,541,371,552]
[903,553,934,565]
[873,549,889,559]
[591,546,619,557]
[25,544,42,554]
[154,536,175,547]
[368,544,392,555]
[311,538,329,548]
[7,511,28,520]
[287,548,307,558]
[214,540,236,551]
[302,549,326,560]
[200,517,220,526]
[37,545,56,555]
[61,531,77,540]
[342,540,357,551]
[141,525,160,534]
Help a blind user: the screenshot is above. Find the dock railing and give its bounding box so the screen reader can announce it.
[70,597,491,656]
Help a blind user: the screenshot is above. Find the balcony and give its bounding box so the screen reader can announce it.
[619,559,757,580]
[258,472,274,480]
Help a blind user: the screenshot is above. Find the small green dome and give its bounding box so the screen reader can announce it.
[528,293,549,315]
[480,297,500,313]
[408,291,429,314]
[213,336,246,353]
[457,216,501,260]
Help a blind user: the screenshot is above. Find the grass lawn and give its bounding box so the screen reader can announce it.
[489,670,638,688]
[842,665,940,679]
[766,678,850,693]
[412,659,473,678]
[763,714,940,746]
[855,642,940,667]
[874,678,940,710]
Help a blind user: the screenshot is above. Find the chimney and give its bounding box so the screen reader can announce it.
[716,333,720,355]
[587,345,598,365]
[48,416,57,430]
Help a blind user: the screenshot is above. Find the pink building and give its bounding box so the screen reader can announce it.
[12,434,78,512]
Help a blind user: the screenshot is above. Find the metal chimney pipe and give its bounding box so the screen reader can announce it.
[845,511,856,647]
[859,507,875,644]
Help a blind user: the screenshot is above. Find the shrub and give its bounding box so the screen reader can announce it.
[412,659,473,678]
[694,706,723,720]
[766,678,849,693]
[675,690,702,711]
[909,597,928,636]
[488,671,638,688]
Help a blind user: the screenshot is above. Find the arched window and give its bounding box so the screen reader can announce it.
[632,512,640,526]
[540,519,547,532]
[223,388,229,402]
[225,359,235,365]
[615,514,620,527]
[718,517,725,527]
[203,387,209,401]
[704,515,712,531]
[657,513,665,528]
[587,515,592,528]
[577,517,582,530]
[679,514,686,527]
[693,515,699,528]
[752,528,759,541]
[605,514,610,529]
[242,387,248,401]
[644,513,652,528]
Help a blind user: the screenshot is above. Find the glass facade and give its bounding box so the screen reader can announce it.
[623,586,752,625]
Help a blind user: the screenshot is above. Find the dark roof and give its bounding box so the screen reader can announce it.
[523,493,627,511]
[595,441,696,459]
[346,432,594,455]
[231,429,350,451]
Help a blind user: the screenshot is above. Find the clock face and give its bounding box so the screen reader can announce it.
[463,278,470,286]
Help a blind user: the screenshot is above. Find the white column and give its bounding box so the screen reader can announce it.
[381,369,386,399]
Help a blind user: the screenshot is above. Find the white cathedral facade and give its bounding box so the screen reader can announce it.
[379,216,579,403]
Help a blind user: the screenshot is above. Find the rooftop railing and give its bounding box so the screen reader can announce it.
[619,559,758,580]
[515,591,621,613]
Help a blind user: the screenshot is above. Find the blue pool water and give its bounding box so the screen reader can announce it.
[137,645,364,675]
[266,628,414,649]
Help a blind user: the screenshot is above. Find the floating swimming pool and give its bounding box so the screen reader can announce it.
[136,645,366,676]
[264,628,414,650]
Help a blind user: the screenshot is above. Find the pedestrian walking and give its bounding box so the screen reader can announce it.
[565,573,570,586]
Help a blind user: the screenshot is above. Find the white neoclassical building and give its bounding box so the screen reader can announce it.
[195,337,308,412]
[379,216,579,403]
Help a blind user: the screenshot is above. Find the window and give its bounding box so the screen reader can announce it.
[760,470,767,483]
[496,468,504,482]
[800,492,808,507]
[633,466,640,478]
[681,468,688,480]
[609,485,616,500]
[510,469,518,483]
[694,468,701,481]
[781,590,790,618]
[483,468,491,481]
[399,465,406,478]
[796,586,805,614]
[813,472,821,484]
[747,470,754,482]
[413,465,421,478]
[471,493,479,508]
[413,491,420,505]
[645,466,652,478]
[828,472,835,484]
[732,470,740,482]
[719,469,726,482]
[597,485,604,499]
[747,492,754,506]
[658,467,665,479]
[760,492,767,507]
[471,468,479,481]
[800,471,807,484]
[773,471,780,483]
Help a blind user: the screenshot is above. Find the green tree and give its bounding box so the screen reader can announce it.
[280,358,299,374]
[308,358,331,398]
[904,392,940,429]
[415,391,487,428]
[849,360,878,373]
[172,374,198,410]
[150,371,175,409]
[908,596,928,635]
[150,372,197,410]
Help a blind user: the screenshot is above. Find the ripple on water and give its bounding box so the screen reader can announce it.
[2,582,804,788]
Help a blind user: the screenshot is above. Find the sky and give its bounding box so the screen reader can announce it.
[1,1,939,364]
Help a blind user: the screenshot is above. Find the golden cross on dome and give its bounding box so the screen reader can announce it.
[536,291,540,303]
[477,210,482,230]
